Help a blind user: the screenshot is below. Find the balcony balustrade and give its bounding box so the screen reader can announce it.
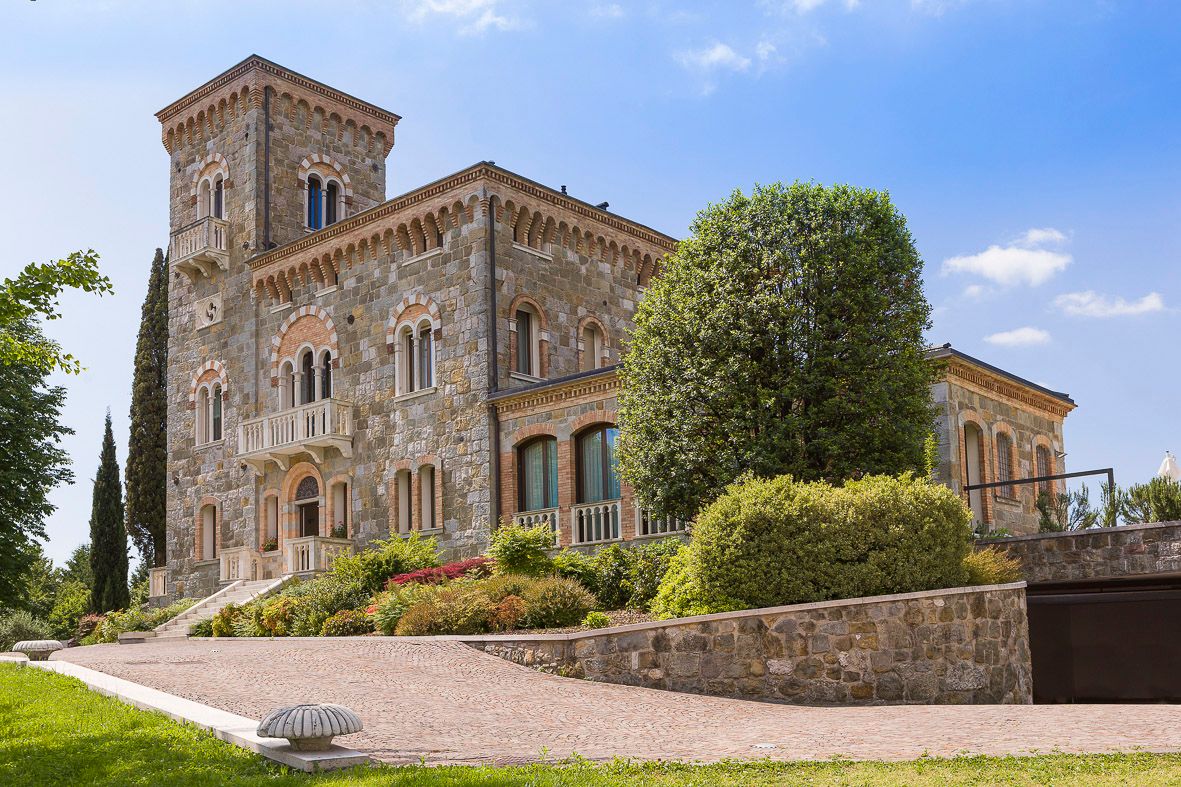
[512,508,559,537]
[238,398,353,472]
[219,546,259,583]
[170,216,229,281]
[635,506,688,538]
[148,567,167,598]
[285,536,353,574]
[571,500,622,545]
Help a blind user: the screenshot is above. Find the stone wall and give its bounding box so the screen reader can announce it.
[990,522,1181,584]
[467,583,1032,706]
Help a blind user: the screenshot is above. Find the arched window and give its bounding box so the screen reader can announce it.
[518,437,558,512]
[580,324,604,372]
[295,475,320,538]
[964,422,986,526]
[212,176,224,219]
[400,327,415,394]
[200,504,217,560]
[420,465,436,530]
[307,175,323,230]
[996,432,1014,499]
[280,361,295,409]
[418,325,433,389]
[515,307,537,376]
[196,386,210,444]
[395,469,412,534]
[320,351,333,400]
[576,426,621,503]
[301,350,316,405]
[331,480,349,538]
[211,384,223,442]
[198,179,211,219]
[1036,444,1053,498]
[326,181,339,226]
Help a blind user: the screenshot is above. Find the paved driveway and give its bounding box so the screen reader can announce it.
[54,638,1181,765]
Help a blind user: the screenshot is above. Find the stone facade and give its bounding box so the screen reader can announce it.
[928,345,1075,536]
[468,583,1032,705]
[156,57,1073,600]
[990,522,1181,584]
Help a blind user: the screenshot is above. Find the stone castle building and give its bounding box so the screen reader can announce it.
[152,56,1074,601]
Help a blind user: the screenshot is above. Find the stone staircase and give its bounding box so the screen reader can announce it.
[118,575,290,643]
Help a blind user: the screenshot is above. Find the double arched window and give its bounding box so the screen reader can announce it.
[198,174,225,220]
[306,174,344,231]
[396,320,435,395]
[195,383,223,445]
[518,437,558,512]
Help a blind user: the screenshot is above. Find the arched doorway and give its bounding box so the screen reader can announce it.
[295,475,320,538]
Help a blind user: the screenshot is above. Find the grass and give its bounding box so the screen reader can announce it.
[3,664,1181,786]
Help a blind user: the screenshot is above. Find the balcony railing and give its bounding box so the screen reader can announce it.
[285,536,353,574]
[512,508,559,536]
[571,500,622,545]
[170,216,229,281]
[238,398,353,472]
[219,546,259,583]
[635,507,688,538]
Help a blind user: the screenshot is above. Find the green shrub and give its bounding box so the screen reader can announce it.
[479,573,539,603]
[582,611,611,629]
[47,579,90,640]
[283,575,370,637]
[1124,477,1181,525]
[964,547,1023,585]
[328,533,440,593]
[320,609,374,637]
[258,595,300,637]
[211,603,241,638]
[627,538,683,610]
[522,577,597,628]
[373,585,425,635]
[231,604,267,638]
[551,549,597,591]
[76,614,104,641]
[590,545,635,609]
[189,619,214,637]
[488,522,554,576]
[394,585,494,636]
[0,610,55,651]
[490,595,527,631]
[651,473,973,619]
[88,599,201,643]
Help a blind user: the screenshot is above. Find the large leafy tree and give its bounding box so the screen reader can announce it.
[0,323,74,609]
[618,182,936,521]
[0,250,112,375]
[89,413,129,612]
[125,249,169,567]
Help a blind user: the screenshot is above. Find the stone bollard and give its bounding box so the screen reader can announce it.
[12,640,65,662]
[256,704,363,752]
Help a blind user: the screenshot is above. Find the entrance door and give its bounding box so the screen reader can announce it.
[298,501,319,538]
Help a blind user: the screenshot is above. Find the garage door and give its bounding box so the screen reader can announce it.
[1028,577,1181,703]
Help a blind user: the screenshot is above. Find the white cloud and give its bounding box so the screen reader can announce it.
[676,42,752,73]
[942,226,1071,287]
[1053,291,1165,318]
[405,0,521,34]
[756,40,778,62]
[760,0,860,13]
[984,327,1051,347]
[590,3,624,19]
[963,284,990,300]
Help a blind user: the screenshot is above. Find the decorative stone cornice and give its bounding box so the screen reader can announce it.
[492,368,621,417]
[945,359,1075,419]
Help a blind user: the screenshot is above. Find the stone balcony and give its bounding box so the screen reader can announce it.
[238,398,354,473]
[285,536,353,575]
[170,216,230,281]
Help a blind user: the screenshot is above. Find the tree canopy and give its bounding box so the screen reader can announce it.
[618,182,936,521]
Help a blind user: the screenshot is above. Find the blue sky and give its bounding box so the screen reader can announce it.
[2,0,1178,566]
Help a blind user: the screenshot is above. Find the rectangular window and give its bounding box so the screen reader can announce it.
[419,328,433,388]
[397,470,412,533]
[515,310,532,375]
[421,466,436,529]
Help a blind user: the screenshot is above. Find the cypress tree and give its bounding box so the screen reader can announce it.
[90,412,129,612]
[125,248,169,567]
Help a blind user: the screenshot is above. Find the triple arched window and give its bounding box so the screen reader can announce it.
[280,348,334,409]
[306,174,344,231]
[195,383,223,445]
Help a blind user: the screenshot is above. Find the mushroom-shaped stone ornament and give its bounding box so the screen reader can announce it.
[256,704,363,751]
[12,640,64,661]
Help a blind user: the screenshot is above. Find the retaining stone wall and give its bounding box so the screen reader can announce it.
[989,521,1181,584]
[468,582,1031,706]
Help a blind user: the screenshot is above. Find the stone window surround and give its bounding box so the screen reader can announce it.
[190,152,230,222]
[576,315,610,372]
[388,457,444,535]
[992,422,1019,502]
[507,294,549,380]
[299,155,353,231]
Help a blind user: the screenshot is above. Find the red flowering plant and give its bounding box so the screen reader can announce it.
[386,557,493,589]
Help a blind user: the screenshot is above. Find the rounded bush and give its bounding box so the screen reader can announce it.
[490,595,527,632]
[0,611,54,652]
[320,609,375,637]
[652,473,973,618]
[964,546,1022,586]
[394,586,494,636]
[582,611,611,629]
[487,522,554,576]
[522,577,597,628]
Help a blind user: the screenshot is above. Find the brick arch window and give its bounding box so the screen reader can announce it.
[578,317,608,372]
[191,362,228,447]
[996,431,1015,499]
[575,425,621,504]
[299,156,351,230]
[389,297,441,397]
[192,154,229,221]
[509,296,548,379]
[518,436,558,512]
[196,501,219,561]
[294,475,321,538]
[1036,443,1054,498]
[962,420,988,527]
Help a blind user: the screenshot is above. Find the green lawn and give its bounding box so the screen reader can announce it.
[2,664,1180,786]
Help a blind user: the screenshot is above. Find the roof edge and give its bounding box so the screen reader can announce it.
[926,343,1075,406]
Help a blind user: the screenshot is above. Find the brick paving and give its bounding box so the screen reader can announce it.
[54,638,1181,765]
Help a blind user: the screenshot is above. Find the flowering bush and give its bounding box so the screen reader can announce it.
[387,557,493,588]
[321,609,374,637]
[490,595,527,631]
[76,613,105,641]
